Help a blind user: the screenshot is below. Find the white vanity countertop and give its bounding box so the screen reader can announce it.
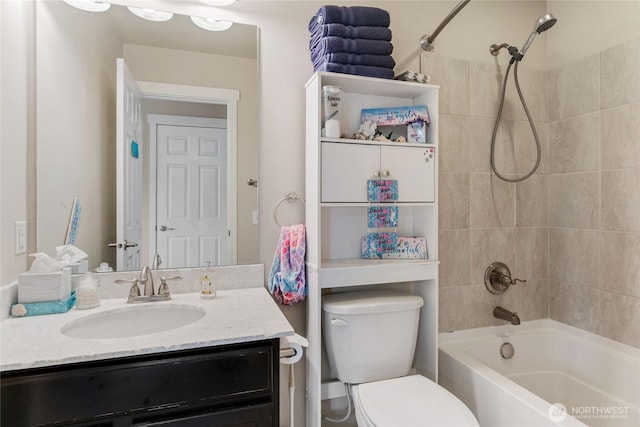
[0,287,294,372]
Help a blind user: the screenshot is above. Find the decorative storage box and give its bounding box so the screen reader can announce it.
[11,292,76,317]
[361,105,430,126]
[361,105,430,143]
[18,267,72,304]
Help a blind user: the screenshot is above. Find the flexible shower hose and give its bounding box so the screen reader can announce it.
[490,60,541,182]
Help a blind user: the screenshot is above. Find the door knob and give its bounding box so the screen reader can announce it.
[159,225,175,232]
[108,240,138,249]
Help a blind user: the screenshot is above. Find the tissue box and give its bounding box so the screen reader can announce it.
[70,260,88,274]
[18,268,72,303]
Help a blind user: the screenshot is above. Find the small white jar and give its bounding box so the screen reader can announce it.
[76,272,100,309]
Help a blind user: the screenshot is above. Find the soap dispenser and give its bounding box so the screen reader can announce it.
[200,262,216,299]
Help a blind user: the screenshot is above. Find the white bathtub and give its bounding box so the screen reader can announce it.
[439,319,640,427]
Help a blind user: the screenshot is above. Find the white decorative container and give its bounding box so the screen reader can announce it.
[18,268,72,303]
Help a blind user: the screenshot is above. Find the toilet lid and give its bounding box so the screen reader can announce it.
[355,375,479,427]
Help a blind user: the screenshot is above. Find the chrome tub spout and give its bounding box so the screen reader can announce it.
[494,306,521,325]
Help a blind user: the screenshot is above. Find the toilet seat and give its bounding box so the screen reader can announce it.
[351,375,479,427]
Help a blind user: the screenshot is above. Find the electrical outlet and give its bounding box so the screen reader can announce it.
[15,221,27,254]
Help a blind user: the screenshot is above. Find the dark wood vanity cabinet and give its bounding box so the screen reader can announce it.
[1,339,279,427]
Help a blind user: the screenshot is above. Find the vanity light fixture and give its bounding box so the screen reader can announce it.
[62,0,110,12]
[191,16,233,31]
[127,7,174,22]
[199,0,237,6]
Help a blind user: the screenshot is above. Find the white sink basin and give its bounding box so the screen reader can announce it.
[61,304,206,339]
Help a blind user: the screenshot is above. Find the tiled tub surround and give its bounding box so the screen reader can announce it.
[427,54,551,333]
[432,36,640,349]
[548,36,640,348]
[0,264,294,371]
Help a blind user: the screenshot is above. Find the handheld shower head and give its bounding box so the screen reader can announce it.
[520,13,557,57]
[535,13,557,34]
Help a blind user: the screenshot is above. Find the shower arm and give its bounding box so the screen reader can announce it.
[420,0,471,52]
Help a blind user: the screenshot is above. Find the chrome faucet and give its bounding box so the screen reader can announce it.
[139,266,155,296]
[494,306,521,325]
[115,267,180,303]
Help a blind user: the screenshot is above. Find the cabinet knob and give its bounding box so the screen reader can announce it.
[374,170,381,178]
[382,169,390,177]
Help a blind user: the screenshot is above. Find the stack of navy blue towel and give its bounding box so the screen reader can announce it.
[309,5,395,79]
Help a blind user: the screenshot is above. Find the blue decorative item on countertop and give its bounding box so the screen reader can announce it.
[11,292,76,317]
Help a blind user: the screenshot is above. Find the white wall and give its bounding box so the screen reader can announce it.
[36,0,122,269]
[0,0,33,284]
[547,0,640,68]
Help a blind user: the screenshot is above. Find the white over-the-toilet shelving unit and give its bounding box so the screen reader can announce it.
[305,72,440,427]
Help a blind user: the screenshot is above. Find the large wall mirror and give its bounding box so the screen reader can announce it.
[36,0,258,271]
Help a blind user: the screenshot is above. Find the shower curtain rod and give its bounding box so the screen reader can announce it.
[420,0,471,52]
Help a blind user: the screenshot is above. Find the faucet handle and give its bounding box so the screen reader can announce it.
[115,278,141,300]
[158,275,181,297]
[485,262,527,294]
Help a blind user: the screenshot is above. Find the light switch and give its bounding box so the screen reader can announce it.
[15,221,27,254]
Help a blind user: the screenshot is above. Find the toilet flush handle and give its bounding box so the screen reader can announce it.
[330,318,349,327]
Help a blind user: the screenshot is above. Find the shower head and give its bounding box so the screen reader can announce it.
[520,13,557,57]
[535,13,557,34]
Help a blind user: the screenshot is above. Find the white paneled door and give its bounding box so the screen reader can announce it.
[156,124,228,268]
[115,58,143,271]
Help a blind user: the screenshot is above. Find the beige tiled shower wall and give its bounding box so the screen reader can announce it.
[547,37,640,348]
[434,36,640,349]
[427,55,550,333]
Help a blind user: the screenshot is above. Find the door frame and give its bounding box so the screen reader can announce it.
[138,81,240,267]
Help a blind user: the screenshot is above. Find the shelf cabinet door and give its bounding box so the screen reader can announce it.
[321,142,435,203]
[382,145,435,202]
[321,142,379,203]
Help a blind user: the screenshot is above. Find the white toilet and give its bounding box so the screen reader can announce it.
[322,290,479,427]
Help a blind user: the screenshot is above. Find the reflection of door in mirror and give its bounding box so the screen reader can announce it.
[36,1,258,271]
[116,59,143,271]
[153,118,231,269]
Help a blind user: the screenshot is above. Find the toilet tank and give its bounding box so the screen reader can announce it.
[322,290,424,384]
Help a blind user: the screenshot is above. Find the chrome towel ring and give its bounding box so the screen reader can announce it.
[273,191,305,227]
